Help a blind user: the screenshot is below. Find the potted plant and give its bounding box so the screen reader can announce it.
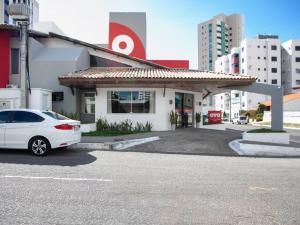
[195,112,201,128]
[169,110,178,131]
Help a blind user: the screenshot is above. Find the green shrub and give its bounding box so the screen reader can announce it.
[96,117,152,133]
[60,111,79,120]
[195,112,201,123]
[256,113,263,122]
[169,111,178,125]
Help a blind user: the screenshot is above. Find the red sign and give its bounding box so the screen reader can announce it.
[208,111,222,124]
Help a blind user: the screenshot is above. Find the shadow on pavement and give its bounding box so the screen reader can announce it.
[0,148,97,166]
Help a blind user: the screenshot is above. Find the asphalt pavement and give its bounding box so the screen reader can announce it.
[0,149,300,225]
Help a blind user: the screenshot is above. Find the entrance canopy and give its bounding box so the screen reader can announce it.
[59,68,256,92]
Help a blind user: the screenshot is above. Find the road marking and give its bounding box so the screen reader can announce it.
[0,175,112,182]
[249,186,278,191]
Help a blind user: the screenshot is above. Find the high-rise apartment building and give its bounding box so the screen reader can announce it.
[198,13,244,71]
[0,0,39,28]
[240,35,281,109]
[281,40,300,94]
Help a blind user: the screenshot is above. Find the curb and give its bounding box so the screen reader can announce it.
[229,139,300,156]
[70,136,160,151]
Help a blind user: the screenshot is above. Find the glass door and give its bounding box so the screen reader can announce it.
[175,93,194,128]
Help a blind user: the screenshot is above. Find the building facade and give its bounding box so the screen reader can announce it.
[281,40,300,94]
[198,13,244,71]
[214,47,245,119]
[240,35,281,110]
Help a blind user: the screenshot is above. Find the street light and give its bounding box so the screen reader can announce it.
[8,0,32,108]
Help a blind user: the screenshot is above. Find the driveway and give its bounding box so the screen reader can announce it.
[124,128,241,156]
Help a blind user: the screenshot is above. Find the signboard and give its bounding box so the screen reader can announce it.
[52,92,64,101]
[208,111,222,124]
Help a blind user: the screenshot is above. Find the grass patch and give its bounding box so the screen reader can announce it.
[82,130,150,137]
[247,128,286,133]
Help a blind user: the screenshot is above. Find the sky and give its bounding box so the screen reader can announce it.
[38,0,300,69]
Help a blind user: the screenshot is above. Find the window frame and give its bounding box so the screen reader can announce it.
[81,92,96,115]
[107,91,156,114]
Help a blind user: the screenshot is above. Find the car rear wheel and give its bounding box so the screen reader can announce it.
[29,137,51,156]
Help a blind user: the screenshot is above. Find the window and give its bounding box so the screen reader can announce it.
[0,111,11,124]
[296,57,300,62]
[242,58,244,63]
[296,80,300,85]
[11,48,20,74]
[264,68,267,71]
[271,56,277,62]
[296,68,300,74]
[295,46,300,51]
[271,45,277,50]
[107,91,155,114]
[257,57,261,60]
[264,57,266,60]
[11,111,44,123]
[82,93,95,114]
[272,79,278,84]
[272,68,278,73]
[258,68,261,71]
[257,45,260,48]
[264,46,266,48]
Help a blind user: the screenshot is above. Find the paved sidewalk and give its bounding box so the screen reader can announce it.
[104,128,241,156]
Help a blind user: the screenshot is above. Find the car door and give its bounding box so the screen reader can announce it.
[0,111,11,148]
[5,111,45,149]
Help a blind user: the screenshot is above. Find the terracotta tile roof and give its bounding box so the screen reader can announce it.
[261,93,300,106]
[60,67,256,81]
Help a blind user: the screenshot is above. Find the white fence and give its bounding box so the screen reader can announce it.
[264,111,300,124]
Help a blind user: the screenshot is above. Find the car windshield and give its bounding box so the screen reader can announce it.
[43,111,70,120]
[240,116,247,120]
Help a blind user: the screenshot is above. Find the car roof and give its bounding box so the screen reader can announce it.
[0,109,43,113]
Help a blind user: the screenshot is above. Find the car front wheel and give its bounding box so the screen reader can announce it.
[29,137,51,156]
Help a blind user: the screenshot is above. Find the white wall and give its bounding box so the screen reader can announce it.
[264,111,300,124]
[0,88,21,109]
[29,88,52,111]
[95,88,202,131]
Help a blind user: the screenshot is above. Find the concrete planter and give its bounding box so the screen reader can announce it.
[196,122,201,128]
[243,132,290,144]
[202,124,226,131]
[80,123,96,133]
[171,124,176,131]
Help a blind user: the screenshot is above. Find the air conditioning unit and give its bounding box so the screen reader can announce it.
[6,84,19,88]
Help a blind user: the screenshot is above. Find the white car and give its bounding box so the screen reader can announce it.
[0,109,81,156]
[232,116,248,125]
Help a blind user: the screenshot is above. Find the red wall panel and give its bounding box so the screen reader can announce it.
[0,32,10,88]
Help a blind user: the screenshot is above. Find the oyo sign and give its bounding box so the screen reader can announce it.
[208,111,222,124]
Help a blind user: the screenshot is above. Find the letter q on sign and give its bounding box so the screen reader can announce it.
[112,35,135,55]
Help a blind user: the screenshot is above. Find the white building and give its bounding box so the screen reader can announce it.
[214,47,245,119]
[198,13,244,71]
[240,35,281,110]
[281,40,300,94]
[0,0,39,28]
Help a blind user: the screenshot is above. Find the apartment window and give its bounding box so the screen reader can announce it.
[235,93,239,98]
[272,68,278,73]
[271,45,277,50]
[257,45,260,48]
[271,79,278,85]
[107,91,155,113]
[242,69,244,74]
[264,57,266,60]
[242,47,244,52]
[258,68,261,71]
[82,93,95,114]
[296,80,300,85]
[264,68,267,71]
[296,69,300,74]
[295,46,300,51]
[11,48,20,74]
[258,57,261,60]
[296,57,300,62]
[258,79,261,82]
[264,80,267,83]
[271,56,277,62]
[242,58,244,63]
[264,46,266,48]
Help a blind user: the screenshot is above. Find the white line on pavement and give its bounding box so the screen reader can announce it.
[0,175,112,182]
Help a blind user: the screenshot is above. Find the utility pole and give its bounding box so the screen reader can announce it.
[20,21,28,108]
[8,1,31,108]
